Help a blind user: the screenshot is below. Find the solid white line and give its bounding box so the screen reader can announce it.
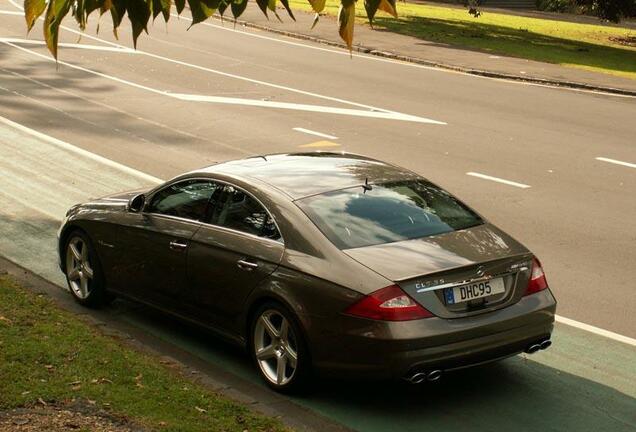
[293,128,338,140]
[172,93,444,124]
[0,115,162,185]
[0,9,23,15]
[0,37,137,53]
[466,172,531,189]
[556,315,636,347]
[596,157,636,169]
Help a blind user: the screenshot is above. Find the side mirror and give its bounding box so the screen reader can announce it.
[128,194,146,213]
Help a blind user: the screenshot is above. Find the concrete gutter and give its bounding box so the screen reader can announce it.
[216,15,636,97]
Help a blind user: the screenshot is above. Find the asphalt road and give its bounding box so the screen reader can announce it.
[1,1,635,429]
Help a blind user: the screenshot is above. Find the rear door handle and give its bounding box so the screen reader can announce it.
[237,259,258,271]
[169,240,188,251]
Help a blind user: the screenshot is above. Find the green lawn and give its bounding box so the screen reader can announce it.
[288,0,636,79]
[0,276,287,432]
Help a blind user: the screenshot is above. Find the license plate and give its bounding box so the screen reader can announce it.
[444,278,505,305]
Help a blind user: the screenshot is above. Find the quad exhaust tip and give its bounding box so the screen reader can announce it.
[404,369,443,384]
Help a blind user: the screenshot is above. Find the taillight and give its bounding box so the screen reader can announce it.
[345,285,434,321]
[525,257,548,296]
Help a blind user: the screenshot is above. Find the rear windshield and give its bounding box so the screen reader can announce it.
[297,180,483,249]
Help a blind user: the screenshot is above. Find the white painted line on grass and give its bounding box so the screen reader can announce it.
[0,37,137,53]
[596,157,636,169]
[293,127,338,140]
[466,172,531,189]
[556,315,636,347]
[0,115,162,185]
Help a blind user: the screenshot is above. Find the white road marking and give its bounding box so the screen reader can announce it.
[466,172,531,189]
[172,93,442,123]
[0,9,22,15]
[1,114,635,346]
[298,140,341,148]
[596,157,636,169]
[0,115,162,185]
[293,127,339,140]
[0,37,137,53]
[4,0,446,124]
[556,315,636,347]
[2,41,445,124]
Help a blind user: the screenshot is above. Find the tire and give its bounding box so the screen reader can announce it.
[63,230,112,308]
[250,302,310,393]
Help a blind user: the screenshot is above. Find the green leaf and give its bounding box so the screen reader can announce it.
[279,0,295,20]
[218,0,229,16]
[187,0,221,25]
[255,0,269,17]
[109,0,126,38]
[338,0,355,50]
[308,0,326,13]
[152,0,171,20]
[174,0,186,13]
[363,0,379,24]
[230,0,248,18]
[24,0,47,32]
[126,0,151,48]
[43,0,72,59]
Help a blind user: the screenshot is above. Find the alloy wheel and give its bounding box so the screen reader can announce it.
[253,309,298,386]
[65,237,94,300]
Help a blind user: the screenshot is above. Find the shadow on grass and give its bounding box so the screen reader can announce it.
[115,300,636,432]
[371,15,636,76]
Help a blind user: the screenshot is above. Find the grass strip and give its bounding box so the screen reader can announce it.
[287,0,636,79]
[0,276,287,432]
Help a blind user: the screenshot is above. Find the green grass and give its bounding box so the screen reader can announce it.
[0,276,287,432]
[288,0,636,79]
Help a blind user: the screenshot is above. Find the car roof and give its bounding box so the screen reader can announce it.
[195,152,419,199]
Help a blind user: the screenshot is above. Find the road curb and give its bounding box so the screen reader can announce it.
[217,16,636,97]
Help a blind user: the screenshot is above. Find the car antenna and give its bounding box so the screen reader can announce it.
[362,177,373,193]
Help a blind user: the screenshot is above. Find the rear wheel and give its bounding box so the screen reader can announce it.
[250,302,309,392]
[64,230,111,308]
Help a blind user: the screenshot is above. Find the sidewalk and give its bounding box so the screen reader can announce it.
[220,4,636,95]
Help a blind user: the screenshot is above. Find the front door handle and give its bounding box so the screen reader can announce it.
[169,240,188,251]
[237,259,258,271]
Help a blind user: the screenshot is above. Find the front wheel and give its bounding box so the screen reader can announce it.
[250,303,310,392]
[64,230,111,308]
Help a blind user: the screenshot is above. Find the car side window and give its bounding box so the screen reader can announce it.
[212,185,281,241]
[148,179,219,222]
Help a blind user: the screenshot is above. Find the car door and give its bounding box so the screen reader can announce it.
[185,184,284,331]
[113,179,220,306]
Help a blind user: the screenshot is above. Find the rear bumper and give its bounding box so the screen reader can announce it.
[311,289,556,380]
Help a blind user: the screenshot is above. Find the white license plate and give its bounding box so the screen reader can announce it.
[444,278,505,305]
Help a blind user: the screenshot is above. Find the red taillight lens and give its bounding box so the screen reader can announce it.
[525,257,548,296]
[345,285,434,321]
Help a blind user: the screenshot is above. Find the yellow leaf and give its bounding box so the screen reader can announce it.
[308,0,326,13]
[378,0,397,18]
[338,1,355,50]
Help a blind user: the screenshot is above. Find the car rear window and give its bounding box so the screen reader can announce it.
[297,180,483,249]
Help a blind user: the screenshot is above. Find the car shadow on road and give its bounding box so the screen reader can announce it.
[110,298,636,432]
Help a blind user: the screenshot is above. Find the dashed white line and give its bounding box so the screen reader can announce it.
[466,172,531,189]
[596,157,636,169]
[293,127,339,140]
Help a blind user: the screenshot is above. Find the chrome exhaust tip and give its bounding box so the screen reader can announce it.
[426,370,442,382]
[405,372,427,384]
[524,344,541,354]
[540,339,552,350]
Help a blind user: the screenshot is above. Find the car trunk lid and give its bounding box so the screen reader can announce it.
[342,223,534,318]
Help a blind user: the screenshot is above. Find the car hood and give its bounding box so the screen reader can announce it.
[74,189,146,213]
[342,223,529,282]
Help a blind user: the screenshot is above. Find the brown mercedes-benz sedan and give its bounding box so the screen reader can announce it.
[58,152,556,391]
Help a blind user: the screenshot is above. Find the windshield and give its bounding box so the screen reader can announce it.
[297,180,483,249]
